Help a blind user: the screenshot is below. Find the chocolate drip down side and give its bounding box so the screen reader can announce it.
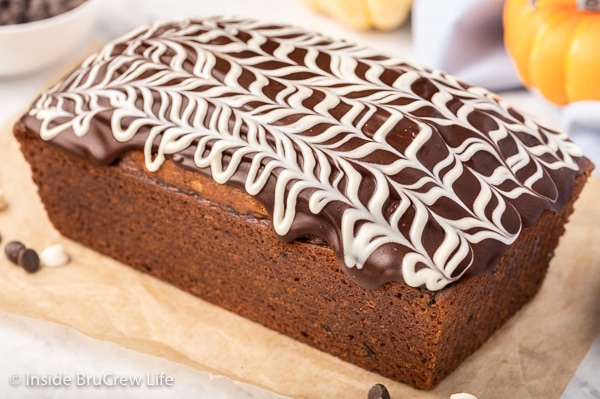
[20,17,585,290]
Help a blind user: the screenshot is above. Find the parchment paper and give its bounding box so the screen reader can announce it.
[1,113,599,398]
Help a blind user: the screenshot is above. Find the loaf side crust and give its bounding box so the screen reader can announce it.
[14,122,594,389]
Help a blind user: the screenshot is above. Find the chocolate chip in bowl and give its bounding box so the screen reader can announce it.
[0,0,87,25]
[0,0,98,76]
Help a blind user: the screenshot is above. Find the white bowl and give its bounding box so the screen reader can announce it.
[0,0,99,76]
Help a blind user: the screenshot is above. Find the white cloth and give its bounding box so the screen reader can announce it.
[412,0,600,171]
[412,0,521,92]
[561,101,600,166]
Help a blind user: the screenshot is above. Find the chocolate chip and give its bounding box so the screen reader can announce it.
[4,241,40,273]
[5,241,26,265]
[0,0,26,25]
[368,383,391,399]
[40,244,70,267]
[18,248,40,273]
[0,0,86,26]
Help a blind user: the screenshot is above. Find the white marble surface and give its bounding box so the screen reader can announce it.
[0,312,291,399]
[0,1,597,398]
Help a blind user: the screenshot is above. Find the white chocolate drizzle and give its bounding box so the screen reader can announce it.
[24,17,584,290]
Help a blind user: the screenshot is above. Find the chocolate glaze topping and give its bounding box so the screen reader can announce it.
[21,17,585,290]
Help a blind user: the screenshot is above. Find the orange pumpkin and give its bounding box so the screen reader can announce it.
[504,0,600,105]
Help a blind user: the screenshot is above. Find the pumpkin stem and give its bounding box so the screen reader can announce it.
[577,0,600,11]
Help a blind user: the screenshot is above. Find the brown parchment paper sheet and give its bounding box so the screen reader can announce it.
[1,113,599,398]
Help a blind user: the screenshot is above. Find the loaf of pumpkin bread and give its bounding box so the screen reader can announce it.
[14,17,593,389]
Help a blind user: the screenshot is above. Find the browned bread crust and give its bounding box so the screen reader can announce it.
[14,122,593,388]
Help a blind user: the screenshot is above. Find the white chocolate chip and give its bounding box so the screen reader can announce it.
[0,188,7,211]
[40,244,70,268]
[450,394,478,399]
